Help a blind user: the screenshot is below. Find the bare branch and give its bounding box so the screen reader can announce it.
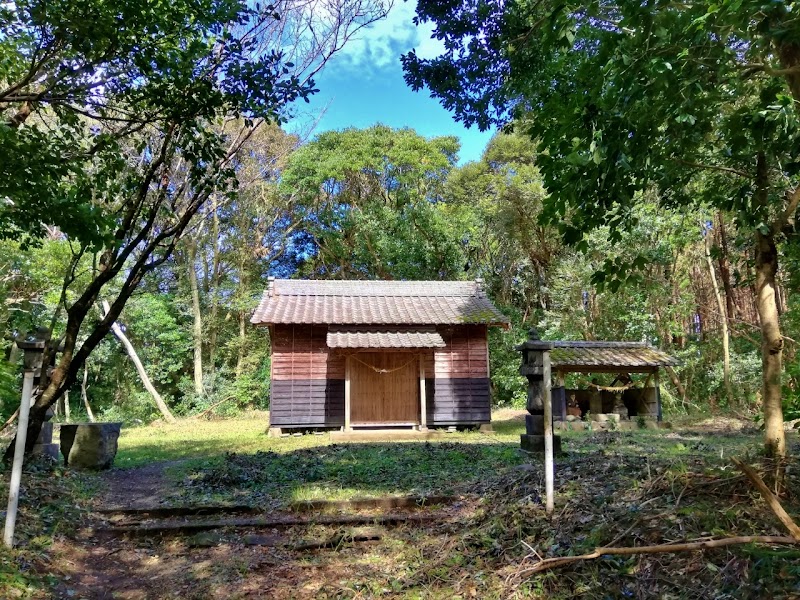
[676,159,752,179]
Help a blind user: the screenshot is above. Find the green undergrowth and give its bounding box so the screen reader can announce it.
[392,446,800,598]
[184,441,525,504]
[9,414,799,598]
[0,459,96,599]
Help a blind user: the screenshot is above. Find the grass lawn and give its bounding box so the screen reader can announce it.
[113,410,771,506]
[114,409,529,468]
[115,409,531,504]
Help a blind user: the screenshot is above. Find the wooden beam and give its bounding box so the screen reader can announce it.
[655,369,662,422]
[344,356,351,432]
[419,355,427,431]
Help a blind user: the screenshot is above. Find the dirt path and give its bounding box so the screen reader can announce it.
[97,460,187,510]
[43,461,459,600]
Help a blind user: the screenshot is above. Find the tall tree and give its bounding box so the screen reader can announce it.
[281,125,466,279]
[1,0,390,456]
[446,132,558,313]
[403,0,800,457]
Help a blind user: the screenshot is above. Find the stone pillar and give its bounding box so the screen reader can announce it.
[611,393,629,419]
[517,329,561,453]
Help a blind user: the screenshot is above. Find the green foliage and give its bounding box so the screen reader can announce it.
[487,307,528,408]
[447,132,559,310]
[282,125,467,279]
[1,0,313,245]
[0,360,18,421]
[122,294,192,388]
[405,1,800,229]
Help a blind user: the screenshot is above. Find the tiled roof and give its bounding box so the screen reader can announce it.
[550,341,679,370]
[251,279,509,326]
[327,327,446,349]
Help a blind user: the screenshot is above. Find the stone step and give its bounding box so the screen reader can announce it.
[97,511,446,537]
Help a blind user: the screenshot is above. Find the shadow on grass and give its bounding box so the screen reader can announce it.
[490,414,526,436]
[183,440,526,503]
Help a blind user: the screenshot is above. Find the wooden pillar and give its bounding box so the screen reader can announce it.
[419,355,427,431]
[543,348,554,514]
[344,356,351,431]
[655,369,662,422]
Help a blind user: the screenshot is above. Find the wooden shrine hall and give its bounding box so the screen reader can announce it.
[251,278,509,433]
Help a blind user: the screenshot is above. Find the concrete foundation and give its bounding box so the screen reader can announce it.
[331,429,449,442]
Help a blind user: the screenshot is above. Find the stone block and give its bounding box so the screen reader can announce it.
[32,442,59,460]
[59,422,121,470]
[520,434,562,454]
[37,422,54,444]
[589,392,603,416]
[525,414,544,435]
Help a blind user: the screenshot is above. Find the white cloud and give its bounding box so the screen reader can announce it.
[334,1,445,74]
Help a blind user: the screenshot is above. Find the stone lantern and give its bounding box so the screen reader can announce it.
[16,330,59,459]
[516,328,561,453]
[17,335,45,373]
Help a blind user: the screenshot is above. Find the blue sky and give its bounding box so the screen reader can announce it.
[287,2,495,164]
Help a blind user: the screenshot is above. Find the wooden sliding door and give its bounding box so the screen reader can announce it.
[349,353,418,425]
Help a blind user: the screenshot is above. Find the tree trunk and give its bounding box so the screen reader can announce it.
[755,230,785,458]
[103,301,176,423]
[715,213,739,325]
[63,390,71,423]
[8,341,19,366]
[187,240,204,396]
[664,366,687,405]
[236,310,247,378]
[705,229,734,406]
[208,196,221,374]
[81,362,95,422]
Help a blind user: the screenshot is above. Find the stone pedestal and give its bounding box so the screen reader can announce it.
[552,387,567,421]
[520,434,562,453]
[590,413,620,424]
[59,422,122,470]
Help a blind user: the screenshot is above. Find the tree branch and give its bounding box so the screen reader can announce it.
[523,536,799,574]
[738,63,800,77]
[732,458,800,540]
[772,185,800,235]
[676,159,752,179]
